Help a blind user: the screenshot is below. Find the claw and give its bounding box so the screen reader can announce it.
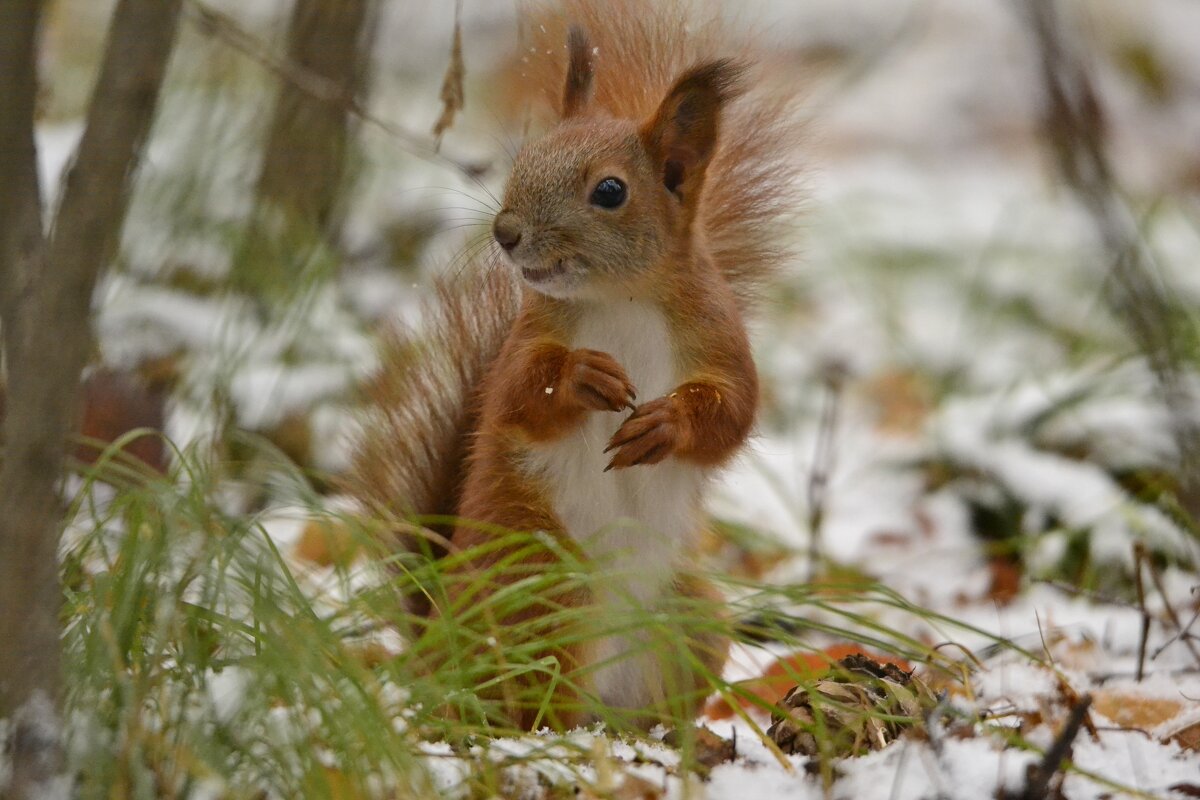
[633,443,669,466]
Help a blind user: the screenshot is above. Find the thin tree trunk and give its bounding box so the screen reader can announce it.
[237,0,374,297]
[0,4,58,797]
[0,1,182,796]
[256,0,372,230]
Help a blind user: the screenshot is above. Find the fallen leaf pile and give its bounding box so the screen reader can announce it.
[766,654,938,758]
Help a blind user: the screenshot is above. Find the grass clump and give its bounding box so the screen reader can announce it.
[58,438,1008,797]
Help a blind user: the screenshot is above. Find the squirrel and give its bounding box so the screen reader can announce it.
[349,0,802,730]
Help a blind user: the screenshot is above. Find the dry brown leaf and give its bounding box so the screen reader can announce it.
[986,556,1023,606]
[663,726,736,773]
[294,519,359,568]
[431,0,464,146]
[861,369,932,435]
[1092,689,1184,730]
[705,645,913,721]
[345,639,396,669]
[589,773,663,800]
[261,412,313,468]
[305,766,361,800]
[64,367,167,472]
[1168,719,1200,752]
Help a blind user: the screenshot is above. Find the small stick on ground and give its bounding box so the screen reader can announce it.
[1152,603,1200,660]
[806,361,846,582]
[1004,694,1093,800]
[1133,543,1150,682]
[1143,547,1200,665]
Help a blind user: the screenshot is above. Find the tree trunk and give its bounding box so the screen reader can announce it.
[237,0,374,297]
[258,0,372,229]
[0,4,59,797]
[0,1,182,796]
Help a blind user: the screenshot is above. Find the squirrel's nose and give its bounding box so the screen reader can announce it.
[493,214,523,252]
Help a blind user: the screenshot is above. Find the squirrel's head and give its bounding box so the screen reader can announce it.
[493,26,744,300]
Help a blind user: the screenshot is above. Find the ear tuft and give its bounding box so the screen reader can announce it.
[561,25,594,119]
[641,59,747,206]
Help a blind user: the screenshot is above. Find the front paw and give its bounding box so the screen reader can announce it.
[604,397,682,471]
[566,349,637,412]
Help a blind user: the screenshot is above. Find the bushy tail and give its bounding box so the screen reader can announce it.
[512,0,805,309]
[346,264,517,548]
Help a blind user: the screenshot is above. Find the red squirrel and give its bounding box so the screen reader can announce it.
[350,0,802,730]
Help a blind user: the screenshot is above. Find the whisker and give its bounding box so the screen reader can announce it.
[393,185,500,213]
[442,235,494,279]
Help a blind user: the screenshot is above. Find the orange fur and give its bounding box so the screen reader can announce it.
[346,263,518,555]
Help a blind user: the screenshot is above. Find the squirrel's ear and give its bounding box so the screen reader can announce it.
[640,59,744,207]
[561,25,594,119]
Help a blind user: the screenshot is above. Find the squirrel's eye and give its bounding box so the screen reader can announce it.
[589,177,627,209]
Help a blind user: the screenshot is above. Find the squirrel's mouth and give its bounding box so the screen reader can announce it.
[520,259,568,284]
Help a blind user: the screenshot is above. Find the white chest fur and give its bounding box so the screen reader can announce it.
[523,301,706,603]
[522,300,712,713]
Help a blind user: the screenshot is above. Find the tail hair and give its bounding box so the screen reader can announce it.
[346,263,518,548]
[514,0,805,309]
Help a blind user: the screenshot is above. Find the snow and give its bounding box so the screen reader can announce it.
[837,737,1036,800]
[0,691,73,800]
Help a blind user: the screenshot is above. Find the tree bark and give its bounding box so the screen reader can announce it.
[236,0,374,298]
[256,0,373,231]
[0,1,182,797]
[0,4,58,797]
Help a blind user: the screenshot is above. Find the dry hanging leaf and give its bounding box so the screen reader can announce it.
[431,0,465,147]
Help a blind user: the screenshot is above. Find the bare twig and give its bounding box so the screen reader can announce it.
[1133,543,1150,681]
[1017,0,1200,524]
[0,4,58,797]
[1031,578,1139,611]
[1143,549,1200,665]
[184,0,487,179]
[806,361,846,582]
[1151,603,1200,660]
[1004,694,1093,800]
